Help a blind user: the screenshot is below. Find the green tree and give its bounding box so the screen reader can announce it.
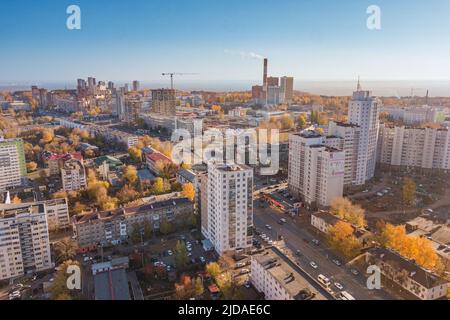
[130,222,142,244]
[174,241,189,271]
[160,219,174,235]
[194,277,204,297]
[402,177,416,206]
[143,220,153,240]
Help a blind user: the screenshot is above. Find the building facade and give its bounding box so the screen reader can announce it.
[0,137,26,191]
[365,248,448,300]
[288,132,345,207]
[61,158,87,191]
[347,87,380,185]
[73,197,193,248]
[251,247,324,300]
[0,203,52,280]
[152,89,176,116]
[326,122,361,186]
[202,162,253,255]
[377,124,450,170]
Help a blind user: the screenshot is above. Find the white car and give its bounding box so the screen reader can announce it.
[310,261,318,269]
[334,282,344,290]
[167,250,173,256]
[332,259,341,266]
[265,224,272,230]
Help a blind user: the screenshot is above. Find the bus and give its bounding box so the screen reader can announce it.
[317,274,331,288]
[339,291,356,300]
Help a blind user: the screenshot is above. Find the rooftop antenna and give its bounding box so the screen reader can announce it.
[357,76,361,91]
[425,90,429,105]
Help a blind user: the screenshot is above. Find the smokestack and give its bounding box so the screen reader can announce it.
[263,58,268,88]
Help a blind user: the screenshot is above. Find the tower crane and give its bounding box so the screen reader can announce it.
[161,73,198,90]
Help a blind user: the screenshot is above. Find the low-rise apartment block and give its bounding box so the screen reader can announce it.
[365,247,448,300]
[73,197,193,248]
[251,247,326,300]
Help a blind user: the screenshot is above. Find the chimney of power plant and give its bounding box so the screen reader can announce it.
[263,58,268,88]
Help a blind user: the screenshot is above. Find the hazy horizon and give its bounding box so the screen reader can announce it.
[1,79,450,98]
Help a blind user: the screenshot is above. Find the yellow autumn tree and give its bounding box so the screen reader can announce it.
[330,197,366,228]
[379,223,441,270]
[327,221,362,259]
[182,182,195,202]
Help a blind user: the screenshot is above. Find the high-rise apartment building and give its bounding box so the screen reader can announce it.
[280,76,294,104]
[347,83,380,184]
[113,87,126,119]
[132,80,140,92]
[152,89,176,116]
[61,158,87,191]
[326,122,361,186]
[0,203,52,280]
[124,98,142,124]
[0,137,26,191]
[377,124,450,170]
[288,132,345,207]
[203,162,254,255]
[87,77,96,95]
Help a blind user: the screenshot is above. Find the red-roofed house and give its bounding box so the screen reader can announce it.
[48,152,84,175]
[145,151,172,174]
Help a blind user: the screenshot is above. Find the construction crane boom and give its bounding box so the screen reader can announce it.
[161,73,198,90]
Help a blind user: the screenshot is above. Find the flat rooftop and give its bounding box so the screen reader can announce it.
[253,247,327,300]
[94,268,130,300]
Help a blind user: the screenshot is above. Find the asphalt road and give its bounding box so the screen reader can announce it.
[253,205,395,300]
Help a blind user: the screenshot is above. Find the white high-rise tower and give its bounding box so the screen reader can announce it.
[203,162,253,255]
[347,79,380,184]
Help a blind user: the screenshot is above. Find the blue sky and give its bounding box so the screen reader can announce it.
[1,0,449,84]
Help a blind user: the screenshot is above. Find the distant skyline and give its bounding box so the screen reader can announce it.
[1,0,450,85]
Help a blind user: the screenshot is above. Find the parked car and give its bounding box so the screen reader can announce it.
[312,239,320,245]
[310,261,318,269]
[332,259,341,266]
[350,269,359,276]
[265,224,272,230]
[199,256,206,264]
[334,282,344,290]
